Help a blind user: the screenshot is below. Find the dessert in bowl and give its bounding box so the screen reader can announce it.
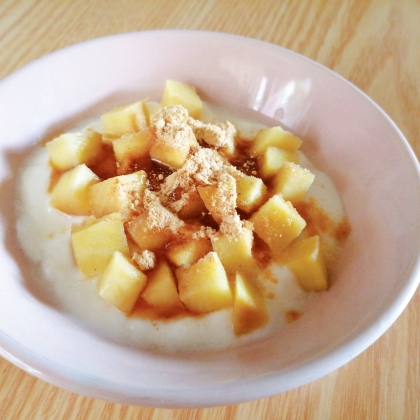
[0,30,419,407]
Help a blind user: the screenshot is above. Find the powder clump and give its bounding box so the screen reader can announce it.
[187,118,236,151]
[132,250,157,271]
[125,105,252,242]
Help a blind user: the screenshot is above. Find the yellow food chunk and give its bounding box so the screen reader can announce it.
[211,227,259,279]
[149,105,198,169]
[71,212,129,277]
[236,174,267,213]
[197,184,219,220]
[282,236,328,292]
[150,129,195,171]
[97,251,147,313]
[188,118,236,156]
[250,194,306,253]
[176,252,232,314]
[112,131,153,173]
[144,101,161,121]
[101,100,148,137]
[89,170,147,220]
[141,259,183,315]
[249,126,302,156]
[197,173,237,224]
[161,79,203,119]
[233,272,269,336]
[126,212,173,251]
[272,162,315,203]
[166,235,212,268]
[149,133,192,169]
[50,164,100,215]
[46,131,102,172]
[177,190,207,219]
[259,146,300,179]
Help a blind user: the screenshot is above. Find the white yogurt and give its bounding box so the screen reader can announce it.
[16,106,347,353]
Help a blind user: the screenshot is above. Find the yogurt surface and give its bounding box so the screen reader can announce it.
[16,103,347,353]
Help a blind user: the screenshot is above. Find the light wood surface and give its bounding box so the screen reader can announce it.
[1,0,419,418]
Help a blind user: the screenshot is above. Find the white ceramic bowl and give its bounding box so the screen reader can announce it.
[0,30,419,408]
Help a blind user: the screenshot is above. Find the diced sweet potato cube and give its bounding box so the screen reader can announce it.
[46,131,102,171]
[89,170,147,220]
[177,189,207,219]
[188,118,236,156]
[112,131,153,173]
[141,259,183,315]
[233,272,269,335]
[97,251,147,313]
[282,236,328,291]
[149,126,195,169]
[149,105,198,169]
[249,127,302,156]
[272,162,315,203]
[166,235,212,268]
[71,213,129,277]
[144,101,161,121]
[50,164,100,215]
[176,252,232,313]
[211,227,259,279]
[101,100,148,137]
[236,174,267,213]
[126,212,173,251]
[250,194,306,253]
[197,174,237,224]
[127,190,184,251]
[161,80,203,119]
[259,146,300,179]
[197,184,218,219]
[87,143,118,179]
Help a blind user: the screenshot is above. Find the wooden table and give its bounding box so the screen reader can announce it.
[0,1,419,418]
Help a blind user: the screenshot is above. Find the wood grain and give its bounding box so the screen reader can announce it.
[0,0,419,418]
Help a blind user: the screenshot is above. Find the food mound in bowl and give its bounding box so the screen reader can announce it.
[17,80,349,349]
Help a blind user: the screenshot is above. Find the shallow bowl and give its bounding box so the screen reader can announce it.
[0,30,419,408]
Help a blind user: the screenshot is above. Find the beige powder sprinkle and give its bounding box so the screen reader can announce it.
[132,250,156,271]
[142,190,184,233]
[134,105,252,241]
[187,118,236,150]
[191,226,215,240]
[207,173,236,223]
[150,105,197,153]
[211,173,244,238]
[150,105,188,126]
[159,146,241,213]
